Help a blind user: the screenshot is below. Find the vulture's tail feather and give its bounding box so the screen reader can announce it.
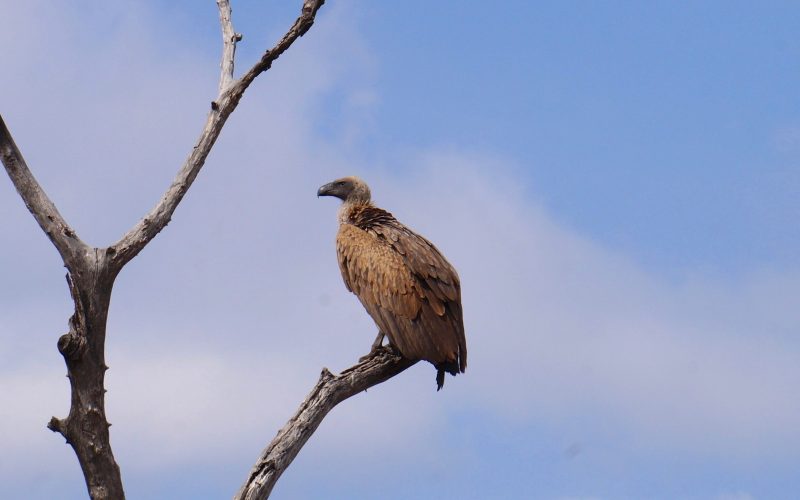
[436,368,445,391]
[435,361,460,391]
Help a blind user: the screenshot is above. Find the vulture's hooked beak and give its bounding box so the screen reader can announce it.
[317,182,334,198]
[318,178,358,201]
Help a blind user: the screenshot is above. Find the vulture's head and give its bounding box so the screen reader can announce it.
[317,176,371,204]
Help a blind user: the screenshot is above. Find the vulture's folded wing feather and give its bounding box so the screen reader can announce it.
[336,208,467,374]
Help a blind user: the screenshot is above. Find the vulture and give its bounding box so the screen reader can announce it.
[317,176,467,390]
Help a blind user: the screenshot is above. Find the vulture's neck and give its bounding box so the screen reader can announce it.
[338,199,373,225]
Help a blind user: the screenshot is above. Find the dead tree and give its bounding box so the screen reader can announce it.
[0,2,414,499]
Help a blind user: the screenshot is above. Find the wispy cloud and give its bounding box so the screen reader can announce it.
[376,150,800,460]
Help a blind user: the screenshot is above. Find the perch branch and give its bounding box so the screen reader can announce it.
[235,348,416,500]
[108,0,326,270]
[0,115,89,271]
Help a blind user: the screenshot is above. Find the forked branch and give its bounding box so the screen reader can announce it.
[235,348,416,500]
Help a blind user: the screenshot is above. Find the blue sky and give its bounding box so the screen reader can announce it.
[1,1,798,499]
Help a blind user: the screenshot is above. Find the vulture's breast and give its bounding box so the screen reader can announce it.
[336,223,420,319]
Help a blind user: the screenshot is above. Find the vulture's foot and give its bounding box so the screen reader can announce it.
[359,345,384,362]
[359,344,403,362]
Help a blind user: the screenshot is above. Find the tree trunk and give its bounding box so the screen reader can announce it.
[48,254,124,499]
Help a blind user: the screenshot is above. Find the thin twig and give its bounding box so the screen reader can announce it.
[217,0,241,94]
[234,0,325,92]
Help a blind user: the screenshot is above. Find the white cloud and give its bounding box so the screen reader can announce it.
[383,150,800,459]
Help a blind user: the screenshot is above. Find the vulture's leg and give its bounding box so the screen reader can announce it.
[359,331,386,361]
[371,331,386,350]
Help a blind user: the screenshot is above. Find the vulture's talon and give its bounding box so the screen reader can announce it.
[359,345,384,362]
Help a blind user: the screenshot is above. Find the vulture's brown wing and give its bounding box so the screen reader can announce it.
[336,208,466,375]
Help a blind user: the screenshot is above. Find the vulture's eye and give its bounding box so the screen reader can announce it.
[336,181,345,186]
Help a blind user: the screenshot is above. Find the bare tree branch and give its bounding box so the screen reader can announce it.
[235,348,417,500]
[0,115,89,271]
[108,0,326,271]
[217,0,241,94]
